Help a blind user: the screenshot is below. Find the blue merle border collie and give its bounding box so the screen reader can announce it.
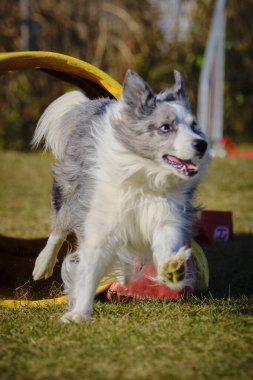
[32,70,209,322]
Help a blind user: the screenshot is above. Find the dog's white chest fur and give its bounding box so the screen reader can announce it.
[85,173,176,255]
[119,189,169,249]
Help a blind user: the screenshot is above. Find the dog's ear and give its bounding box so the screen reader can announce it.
[172,70,187,102]
[122,70,155,114]
[157,70,189,106]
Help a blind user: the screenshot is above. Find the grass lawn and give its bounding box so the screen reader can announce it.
[0,151,253,380]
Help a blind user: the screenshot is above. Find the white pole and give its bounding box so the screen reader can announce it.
[198,0,226,156]
[20,0,30,50]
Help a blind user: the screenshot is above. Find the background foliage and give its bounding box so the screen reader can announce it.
[0,0,252,149]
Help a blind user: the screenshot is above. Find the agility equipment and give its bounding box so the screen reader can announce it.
[0,51,209,308]
[108,240,209,301]
[197,210,233,244]
[0,51,121,98]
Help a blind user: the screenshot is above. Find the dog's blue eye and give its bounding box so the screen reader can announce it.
[159,124,170,133]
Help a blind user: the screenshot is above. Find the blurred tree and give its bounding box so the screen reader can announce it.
[0,0,166,149]
[139,0,253,142]
[224,0,253,141]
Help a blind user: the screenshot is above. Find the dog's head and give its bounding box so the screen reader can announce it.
[113,70,209,180]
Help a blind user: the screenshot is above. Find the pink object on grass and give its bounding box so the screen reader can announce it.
[107,255,197,301]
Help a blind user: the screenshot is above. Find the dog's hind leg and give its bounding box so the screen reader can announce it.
[33,231,67,280]
[33,172,70,281]
[115,248,134,289]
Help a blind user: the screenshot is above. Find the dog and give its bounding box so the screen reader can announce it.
[32,69,209,322]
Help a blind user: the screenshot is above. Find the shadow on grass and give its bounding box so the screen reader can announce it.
[0,234,252,301]
[0,234,74,300]
[204,234,253,298]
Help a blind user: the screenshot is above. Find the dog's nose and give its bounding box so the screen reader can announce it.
[192,139,208,158]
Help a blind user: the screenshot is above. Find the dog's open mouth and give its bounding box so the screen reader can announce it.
[163,154,198,177]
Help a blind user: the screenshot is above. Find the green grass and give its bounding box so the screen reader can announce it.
[0,151,52,238]
[0,299,252,380]
[0,151,253,380]
[197,157,253,234]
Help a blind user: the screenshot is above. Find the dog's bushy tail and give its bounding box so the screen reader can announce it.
[32,91,88,159]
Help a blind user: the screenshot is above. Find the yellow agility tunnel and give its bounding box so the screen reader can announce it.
[0,51,209,308]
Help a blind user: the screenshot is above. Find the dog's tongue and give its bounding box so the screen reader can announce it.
[164,155,197,173]
[166,155,182,165]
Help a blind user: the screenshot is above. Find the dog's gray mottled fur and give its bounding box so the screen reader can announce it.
[32,70,209,323]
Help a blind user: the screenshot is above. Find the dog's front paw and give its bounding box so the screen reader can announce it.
[60,311,91,323]
[158,246,191,289]
[32,250,57,281]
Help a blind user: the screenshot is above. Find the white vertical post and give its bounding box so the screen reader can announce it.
[20,0,30,50]
[198,0,226,156]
